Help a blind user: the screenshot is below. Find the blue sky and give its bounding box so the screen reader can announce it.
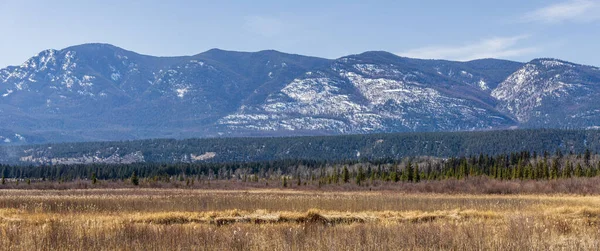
[0,0,599,67]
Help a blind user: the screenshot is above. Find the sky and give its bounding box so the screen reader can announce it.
[0,0,599,68]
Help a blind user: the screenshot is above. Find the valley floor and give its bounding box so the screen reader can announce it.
[1,189,599,250]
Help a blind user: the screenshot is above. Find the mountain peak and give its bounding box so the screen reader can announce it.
[61,43,141,57]
[65,42,121,49]
[350,51,401,60]
[529,58,577,67]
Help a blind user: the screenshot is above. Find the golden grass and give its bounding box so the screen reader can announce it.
[1,189,600,250]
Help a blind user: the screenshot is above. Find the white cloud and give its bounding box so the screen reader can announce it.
[398,35,539,61]
[243,16,284,38]
[523,0,600,23]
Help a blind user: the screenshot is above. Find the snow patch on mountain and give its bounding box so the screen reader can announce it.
[0,134,27,144]
[176,87,189,98]
[268,77,363,114]
[478,80,489,90]
[220,113,351,132]
[14,134,25,141]
[221,75,374,131]
[540,59,574,68]
[342,71,440,105]
[62,51,77,71]
[111,73,121,81]
[2,89,13,97]
[354,64,386,75]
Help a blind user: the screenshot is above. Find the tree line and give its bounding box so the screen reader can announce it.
[2,150,600,186]
[2,129,600,165]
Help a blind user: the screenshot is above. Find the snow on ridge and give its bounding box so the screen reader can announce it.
[62,51,77,71]
[460,71,473,78]
[190,60,203,66]
[264,77,365,116]
[539,59,573,68]
[176,87,189,98]
[111,73,121,81]
[282,78,339,102]
[492,64,539,101]
[353,64,402,77]
[15,134,25,141]
[341,71,440,105]
[220,76,379,132]
[478,80,489,91]
[353,64,386,75]
[37,49,58,71]
[220,114,351,132]
[19,49,58,70]
[2,89,13,97]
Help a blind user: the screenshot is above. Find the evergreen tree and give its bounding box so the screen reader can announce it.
[514,160,524,180]
[375,165,382,180]
[403,162,414,182]
[551,159,559,179]
[333,166,340,184]
[562,161,572,178]
[543,160,550,180]
[356,166,365,186]
[390,171,399,182]
[525,164,533,180]
[575,163,583,177]
[342,166,350,183]
[491,164,498,179]
[585,149,591,166]
[458,161,467,179]
[586,165,594,177]
[131,171,139,186]
[91,172,98,185]
[413,164,420,183]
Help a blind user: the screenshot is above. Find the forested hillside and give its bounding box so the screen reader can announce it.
[1,129,599,165]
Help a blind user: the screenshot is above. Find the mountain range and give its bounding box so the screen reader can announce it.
[1,43,600,144]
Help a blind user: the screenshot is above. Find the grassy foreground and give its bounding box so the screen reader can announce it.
[1,189,600,250]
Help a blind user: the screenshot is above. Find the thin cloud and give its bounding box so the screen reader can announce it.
[243,16,285,38]
[523,0,600,23]
[398,35,540,61]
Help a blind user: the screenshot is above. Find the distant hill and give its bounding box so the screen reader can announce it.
[1,129,598,165]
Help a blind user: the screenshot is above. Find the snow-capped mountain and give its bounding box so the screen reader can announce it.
[0,43,598,144]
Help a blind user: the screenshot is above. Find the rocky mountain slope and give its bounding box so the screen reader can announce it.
[1,43,598,144]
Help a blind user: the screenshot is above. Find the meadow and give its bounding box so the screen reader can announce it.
[1,188,600,250]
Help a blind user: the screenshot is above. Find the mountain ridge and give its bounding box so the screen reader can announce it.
[1,43,599,145]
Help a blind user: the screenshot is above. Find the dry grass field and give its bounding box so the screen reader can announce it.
[1,188,600,250]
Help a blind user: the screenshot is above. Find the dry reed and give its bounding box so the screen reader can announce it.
[1,189,600,250]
